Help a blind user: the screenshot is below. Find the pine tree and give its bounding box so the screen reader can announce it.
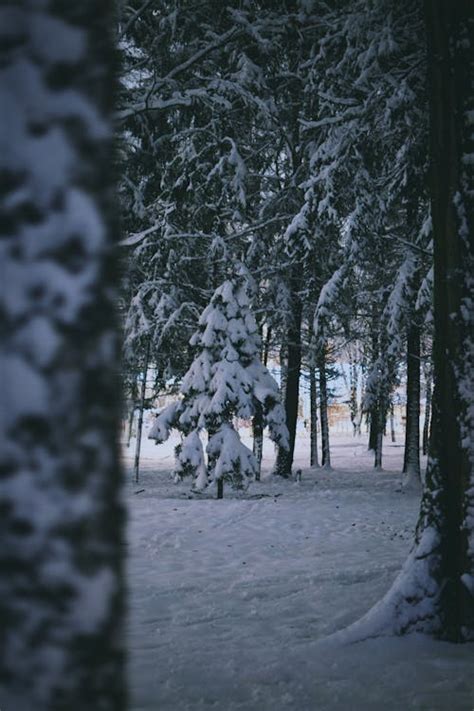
[149,276,288,498]
[301,0,430,472]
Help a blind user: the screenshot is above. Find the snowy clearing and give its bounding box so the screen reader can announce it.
[124,432,474,710]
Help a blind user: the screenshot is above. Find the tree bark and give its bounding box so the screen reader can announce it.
[349,357,360,437]
[368,406,379,451]
[402,322,421,486]
[389,401,396,443]
[127,405,135,447]
[279,343,288,404]
[420,0,474,638]
[0,3,126,708]
[133,339,151,484]
[374,402,385,470]
[253,325,270,480]
[342,0,474,642]
[368,303,380,452]
[263,325,272,367]
[253,402,264,481]
[126,372,139,446]
[319,349,331,469]
[275,287,302,477]
[309,363,319,467]
[422,364,432,456]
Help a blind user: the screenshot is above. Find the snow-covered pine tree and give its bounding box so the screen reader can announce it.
[0,2,125,709]
[301,0,430,472]
[117,1,288,450]
[122,242,205,482]
[149,276,288,498]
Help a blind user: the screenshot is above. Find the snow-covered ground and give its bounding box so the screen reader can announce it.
[123,430,474,710]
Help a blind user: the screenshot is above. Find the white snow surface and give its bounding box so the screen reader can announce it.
[123,431,474,710]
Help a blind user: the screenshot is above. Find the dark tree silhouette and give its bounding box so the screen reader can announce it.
[421,0,474,640]
[339,0,474,642]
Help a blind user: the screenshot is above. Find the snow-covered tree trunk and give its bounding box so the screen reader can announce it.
[349,358,360,437]
[318,350,331,469]
[422,364,432,456]
[309,363,319,468]
[262,326,272,367]
[252,402,264,481]
[339,0,474,642]
[0,3,126,709]
[420,0,474,638]
[279,344,288,411]
[403,322,421,487]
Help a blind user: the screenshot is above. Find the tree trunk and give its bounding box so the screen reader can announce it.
[263,325,272,367]
[217,478,224,499]
[0,4,126,708]
[279,343,288,404]
[133,341,151,484]
[319,349,331,469]
[342,0,474,642]
[309,363,319,467]
[253,402,264,481]
[374,402,385,470]
[368,405,379,451]
[349,358,360,437]
[420,0,474,638]
[422,366,432,456]
[126,372,139,446]
[253,325,271,480]
[368,302,380,452]
[275,287,302,477]
[403,322,421,487]
[127,405,135,447]
[390,401,396,443]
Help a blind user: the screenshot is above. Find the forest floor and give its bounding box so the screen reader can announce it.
[123,429,474,711]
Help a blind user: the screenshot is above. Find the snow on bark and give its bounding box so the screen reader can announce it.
[327,525,443,645]
[0,3,125,709]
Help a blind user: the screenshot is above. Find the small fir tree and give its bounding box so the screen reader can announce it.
[149,276,288,498]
